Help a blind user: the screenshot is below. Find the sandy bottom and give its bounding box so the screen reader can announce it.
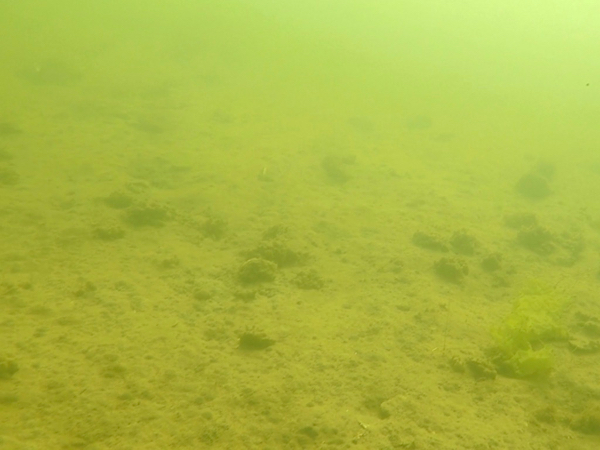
[2,51,600,450]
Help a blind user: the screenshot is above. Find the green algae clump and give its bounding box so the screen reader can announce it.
[489,282,569,379]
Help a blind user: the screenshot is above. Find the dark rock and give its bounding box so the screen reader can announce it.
[516,173,551,200]
[434,257,468,284]
[412,232,449,252]
[238,258,277,284]
[238,332,275,351]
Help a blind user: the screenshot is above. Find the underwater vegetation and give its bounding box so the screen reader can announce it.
[488,282,569,379]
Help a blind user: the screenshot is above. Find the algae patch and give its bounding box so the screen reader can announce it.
[488,282,569,379]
